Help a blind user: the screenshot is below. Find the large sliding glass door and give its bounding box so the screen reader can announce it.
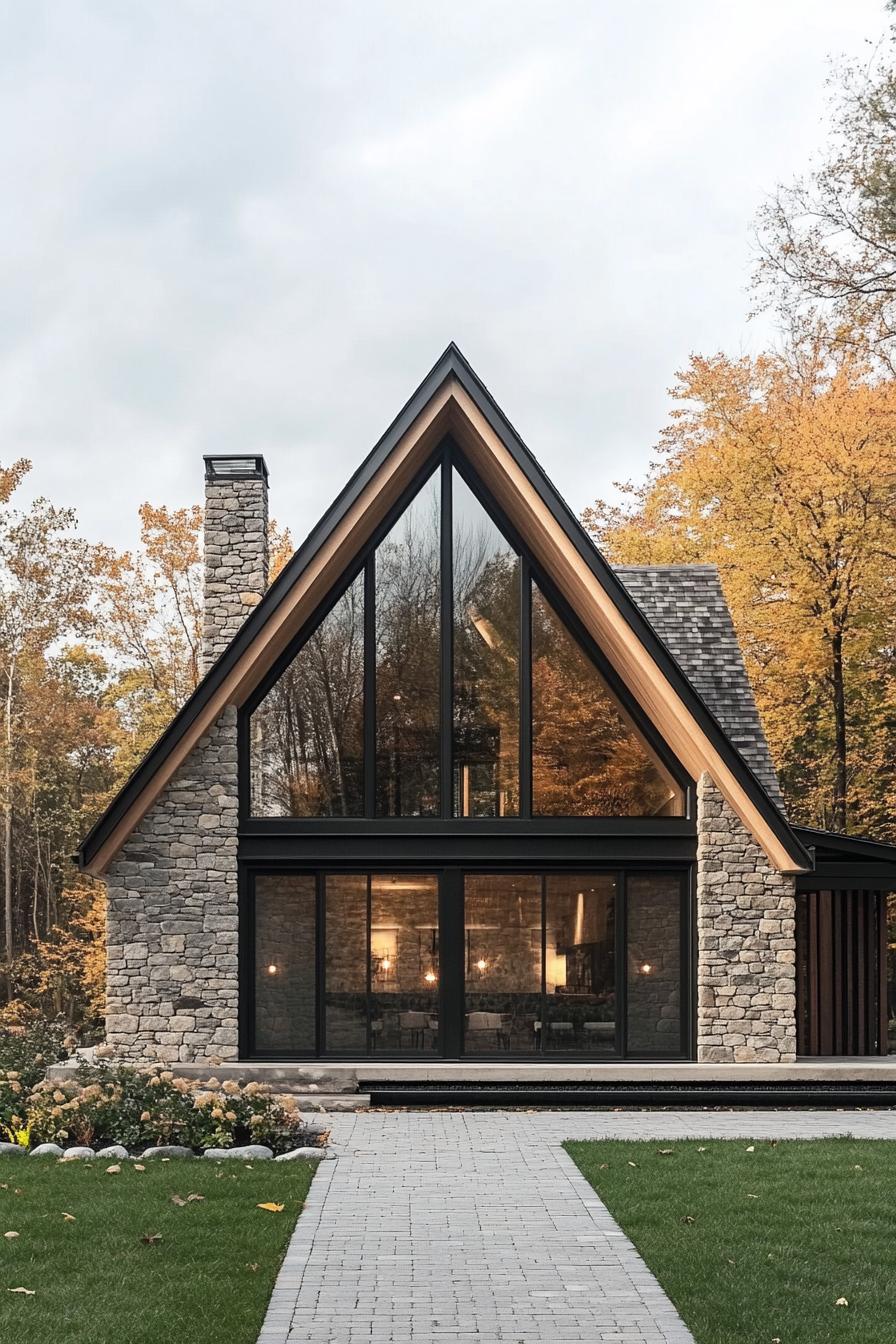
[247,868,689,1059]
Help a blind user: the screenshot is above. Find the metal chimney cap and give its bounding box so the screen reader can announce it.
[203,454,269,482]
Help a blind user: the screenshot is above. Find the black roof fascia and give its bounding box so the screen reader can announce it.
[79,342,810,872]
[794,825,896,867]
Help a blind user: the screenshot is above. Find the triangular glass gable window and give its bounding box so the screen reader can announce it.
[250,571,365,817]
[248,453,686,819]
[531,581,684,817]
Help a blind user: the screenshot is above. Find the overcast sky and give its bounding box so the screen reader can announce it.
[0,1,888,551]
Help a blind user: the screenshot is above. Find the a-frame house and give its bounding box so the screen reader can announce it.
[80,346,896,1084]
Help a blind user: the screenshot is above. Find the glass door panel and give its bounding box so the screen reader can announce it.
[253,875,317,1055]
[544,875,616,1054]
[626,874,684,1055]
[324,875,368,1053]
[369,874,440,1053]
[464,875,542,1054]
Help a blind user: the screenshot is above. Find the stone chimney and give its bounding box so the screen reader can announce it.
[202,455,269,674]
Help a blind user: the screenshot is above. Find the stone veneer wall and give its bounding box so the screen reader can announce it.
[201,470,268,674]
[104,707,240,1063]
[696,773,797,1062]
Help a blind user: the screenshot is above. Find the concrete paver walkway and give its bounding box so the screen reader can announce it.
[259,1109,896,1343]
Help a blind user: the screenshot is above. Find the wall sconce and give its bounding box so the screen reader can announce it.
[475,958,488,973]
[266,964,278,976]
[639,962,653,975]
[424,970,437,984]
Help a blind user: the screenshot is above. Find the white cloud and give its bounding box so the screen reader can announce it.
[0,0,886,548]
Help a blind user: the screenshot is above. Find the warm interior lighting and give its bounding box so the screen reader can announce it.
[475,958,488,973]
[468,605,500,650]
[640,962,653,975]
[266,964,278,975]
[424,970,437,984]
[380,957,391,971]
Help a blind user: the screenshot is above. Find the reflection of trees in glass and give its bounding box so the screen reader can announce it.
[251,576,364,816]
[531,584,683,816]
[375,473,441,816]
[453,472,520,816]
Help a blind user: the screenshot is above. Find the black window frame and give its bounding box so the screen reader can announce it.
[239,861,694,1062]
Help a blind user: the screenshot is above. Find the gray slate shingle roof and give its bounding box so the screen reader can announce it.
[613,564,783,808]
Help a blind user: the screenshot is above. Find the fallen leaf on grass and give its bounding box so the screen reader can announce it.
[746,1146,755,1153]
[256,1202,284,1213]
[627,1161,638,1169]
[246,1263,259,1272]
[186,1194,204,1203]
[61,1213,75,1222]
[170,1195,186,1207]
[727,1258,736,1267]
[746,1194,759,1199]
[133,1164,145,1173]
[657,1149,674,1156]
[696,1147,707,1153]
[105,1165,121,1175]
[7,1287,34,1295]
[835,1297,849,1308]
[3,1231,19,1239]
[598,1163,609,1170]
[680,1215,696,1225]
[140,1233,162,1246]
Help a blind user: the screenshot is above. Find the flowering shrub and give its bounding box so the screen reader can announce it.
[0,1018,73,1141]
[24,1064,315,1154]
[0,1017,72,1087]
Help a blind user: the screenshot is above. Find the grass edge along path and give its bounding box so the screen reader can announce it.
[0,1154,314,1344]
[566,1137,896,1344]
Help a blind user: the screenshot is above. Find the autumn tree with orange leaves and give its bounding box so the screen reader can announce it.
[585,331,896,839]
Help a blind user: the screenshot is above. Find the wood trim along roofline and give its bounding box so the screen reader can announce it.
[79,346,810,876]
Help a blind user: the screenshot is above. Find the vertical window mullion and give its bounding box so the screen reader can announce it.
[617,869,627,1058]
[364,559,376,818]
[520,559,532,817]
[440,454,453,818]
[365,874,372,1055]
[540,875,547,1055]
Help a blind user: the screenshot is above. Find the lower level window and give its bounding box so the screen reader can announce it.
[248,868,688,1058]
[252,875,317,1054]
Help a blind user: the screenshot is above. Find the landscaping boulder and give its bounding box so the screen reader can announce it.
[274,1147,330,1162]
[29,1143,64,1158]
[202,1144,274,1160]
[141,1145,194,1159]
[0,1142,26,1157]
[96,1145,129,1160]
[62,1147,95,1160]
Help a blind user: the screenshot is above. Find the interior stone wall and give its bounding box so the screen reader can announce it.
[253,875,317,1054]
[696,773,797,1062]
[104,708,240,1063]
[626,874,682,1054]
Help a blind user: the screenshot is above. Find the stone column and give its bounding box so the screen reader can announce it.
[201,455,269,674]
[696,773,797,1062]
[105,707,240,1063]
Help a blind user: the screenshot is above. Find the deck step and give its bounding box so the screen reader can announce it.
[363,1079,896,1109]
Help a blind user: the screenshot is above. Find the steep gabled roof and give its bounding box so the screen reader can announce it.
[615,565,782,805]
[78,343,811,875]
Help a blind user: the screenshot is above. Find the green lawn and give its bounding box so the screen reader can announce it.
[0,1154,314,1344]
[566,1137,896,1344]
